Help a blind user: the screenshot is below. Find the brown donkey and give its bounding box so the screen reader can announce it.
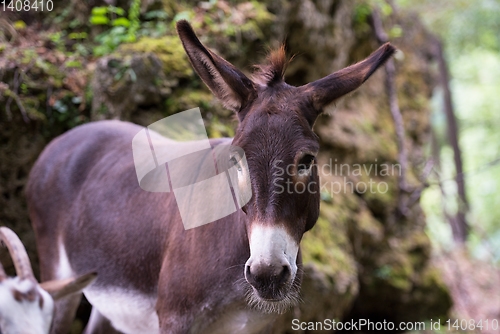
[27,20,394,334]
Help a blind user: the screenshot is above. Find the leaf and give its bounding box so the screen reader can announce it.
[108,6,125,16]
[111,26,127,34]
[14,21,27,30]
[388,25,403,39]
[381,3,393,16]
[69,32,88,39]
[90,15,110,25]
[144,10,169,20]
[65,61,82,68]
[128,69,137,82]
[124,34,136,43]
[112,17,131,27]
[91,7,108,15]
[93,45,109,57]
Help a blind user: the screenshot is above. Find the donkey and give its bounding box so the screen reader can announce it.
[26,20,394,334]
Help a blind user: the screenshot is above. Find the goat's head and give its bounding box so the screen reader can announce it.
[176,20,395,313]
[0,227,96,334]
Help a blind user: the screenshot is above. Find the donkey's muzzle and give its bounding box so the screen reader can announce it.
[245,262,292,300]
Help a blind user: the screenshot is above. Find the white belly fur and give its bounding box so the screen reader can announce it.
[83,287,160,334]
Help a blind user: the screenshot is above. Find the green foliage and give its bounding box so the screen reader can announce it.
[353,0,397,35]
[89,1,141,56]
[398,0,500,263]
[13,21,27,30]
[68,32,88,40]
[93,26,129,56]
[65,60,83,68]
[49,94,89,130]
[48,31,67,52]
[144,10,169,21]
[112,18,131,28]
[127,0,141,42]
[173,11,194,23]
[89,15,109,25]
[397,0,500,54]
[445,50,500,262]
[388,25,403,38]
[353,3,372,25]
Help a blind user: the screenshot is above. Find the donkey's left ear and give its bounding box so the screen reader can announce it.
[176,20,257,112]
[301,43,396,116]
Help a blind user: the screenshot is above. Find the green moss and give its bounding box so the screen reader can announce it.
[165,89,214,114]
[207,116,235,138]
[120,36,192,77]
[356,208,384,241]
[378,262,413,291]
[302,202,357,280]
[361,175,398,211]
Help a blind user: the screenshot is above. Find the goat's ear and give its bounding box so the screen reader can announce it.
[176,20,256,112]
[301,43,396,117]
[40,272,96,301]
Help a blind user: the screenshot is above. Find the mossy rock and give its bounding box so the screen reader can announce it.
[120,36,192,77]
[297,201,359,319]
[302,202,357,282]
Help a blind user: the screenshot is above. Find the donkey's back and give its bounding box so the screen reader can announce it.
[27,120,249,333]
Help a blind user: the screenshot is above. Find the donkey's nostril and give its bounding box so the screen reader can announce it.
[245,265,252,279]
[278,265,291,285]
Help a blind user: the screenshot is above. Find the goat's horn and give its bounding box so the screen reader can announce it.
[0,260,6,281]
[0,227,35,280]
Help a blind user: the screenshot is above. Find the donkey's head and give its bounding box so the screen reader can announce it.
[176,20,394,313]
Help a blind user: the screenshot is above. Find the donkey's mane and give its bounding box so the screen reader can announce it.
[252,45,291,87]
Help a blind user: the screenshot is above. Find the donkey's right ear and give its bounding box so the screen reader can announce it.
[176,20,256,112]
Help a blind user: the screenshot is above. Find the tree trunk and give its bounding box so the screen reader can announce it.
[433,38,469,243]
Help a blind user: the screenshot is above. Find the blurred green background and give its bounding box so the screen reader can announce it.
[397,0,500,263]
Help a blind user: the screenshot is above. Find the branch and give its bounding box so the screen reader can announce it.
[432,36,469,243]
[5,69,30,123]
[371,9,409,216]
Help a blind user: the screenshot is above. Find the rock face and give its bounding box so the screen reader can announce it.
[91,53,165,120]
[0,0,451,331]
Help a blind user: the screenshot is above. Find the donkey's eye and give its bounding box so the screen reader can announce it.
[297,154,315,176]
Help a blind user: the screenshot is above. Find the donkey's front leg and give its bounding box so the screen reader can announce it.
[157,299,196,334]
[156,268,198,334]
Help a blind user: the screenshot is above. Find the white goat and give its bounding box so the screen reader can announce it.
[0,227,96,334]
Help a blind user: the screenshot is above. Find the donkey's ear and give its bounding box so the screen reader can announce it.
[176,20,256,112]
[301,43,396,113]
